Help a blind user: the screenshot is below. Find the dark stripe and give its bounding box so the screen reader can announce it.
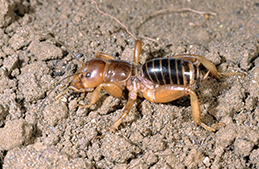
[175,59,179,84]
[160,59,166,85]
[152,60,160,83]
[175,59,181,85]
[162,59,170,84]
[193,64,197,81]
[168,58,173,84]
[170,59,178,84]
[177,59,184,85]
[147,60,158,83]
[181,60,186,85]
[153,59,164,85]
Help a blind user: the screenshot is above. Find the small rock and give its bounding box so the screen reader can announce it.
[9,33,29,50]
[28,41,63,61]
[3,54,19,74]
[0,119,33,150]
[3,143,93,168]
[0,0,16,27]
[234,137,254,156]
[203,157,211,167]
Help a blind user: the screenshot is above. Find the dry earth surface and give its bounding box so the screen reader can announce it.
[0,0,259,168]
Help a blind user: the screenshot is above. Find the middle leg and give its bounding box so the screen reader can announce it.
[108,90,137,133]
[96,52,115,60]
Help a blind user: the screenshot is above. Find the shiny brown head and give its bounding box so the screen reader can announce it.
[70,58,106,92]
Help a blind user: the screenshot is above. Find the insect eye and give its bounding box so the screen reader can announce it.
[85,72,91,78]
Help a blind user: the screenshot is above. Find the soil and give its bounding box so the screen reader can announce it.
[0,0,259,168]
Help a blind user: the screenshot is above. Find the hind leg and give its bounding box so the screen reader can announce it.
[143,84,224,132]
[170,54,222,79]
[171,54,243,79]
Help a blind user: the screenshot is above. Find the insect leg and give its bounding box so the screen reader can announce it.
[76,83,123,108]
[96,52,115,60]
[108,97,135,133]
[102,83,123,98]
[134,39,142,65]
[171,54,244,79]
[108,85,137,133]
[186,88,225,132]
[55,87,70,100]
[170,54,222,79]
[143,84,224,132]
[76,85,103,108]
[185,55,244,79]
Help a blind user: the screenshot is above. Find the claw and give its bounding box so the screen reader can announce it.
[108,127,117,133]
[74,103,92,109]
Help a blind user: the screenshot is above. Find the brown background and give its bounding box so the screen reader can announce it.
[0,0,259,168]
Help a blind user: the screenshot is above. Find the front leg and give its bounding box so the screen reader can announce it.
[77,85,103,108]
[78,82,123,108]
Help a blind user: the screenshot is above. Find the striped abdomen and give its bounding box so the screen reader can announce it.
[141,58,200,86]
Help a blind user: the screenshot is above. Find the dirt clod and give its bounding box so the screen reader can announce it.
[0,119,32,150]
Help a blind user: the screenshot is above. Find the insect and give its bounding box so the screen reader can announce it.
[57,39,241,132]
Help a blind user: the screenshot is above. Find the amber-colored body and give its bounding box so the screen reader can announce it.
[63,39,239,132]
